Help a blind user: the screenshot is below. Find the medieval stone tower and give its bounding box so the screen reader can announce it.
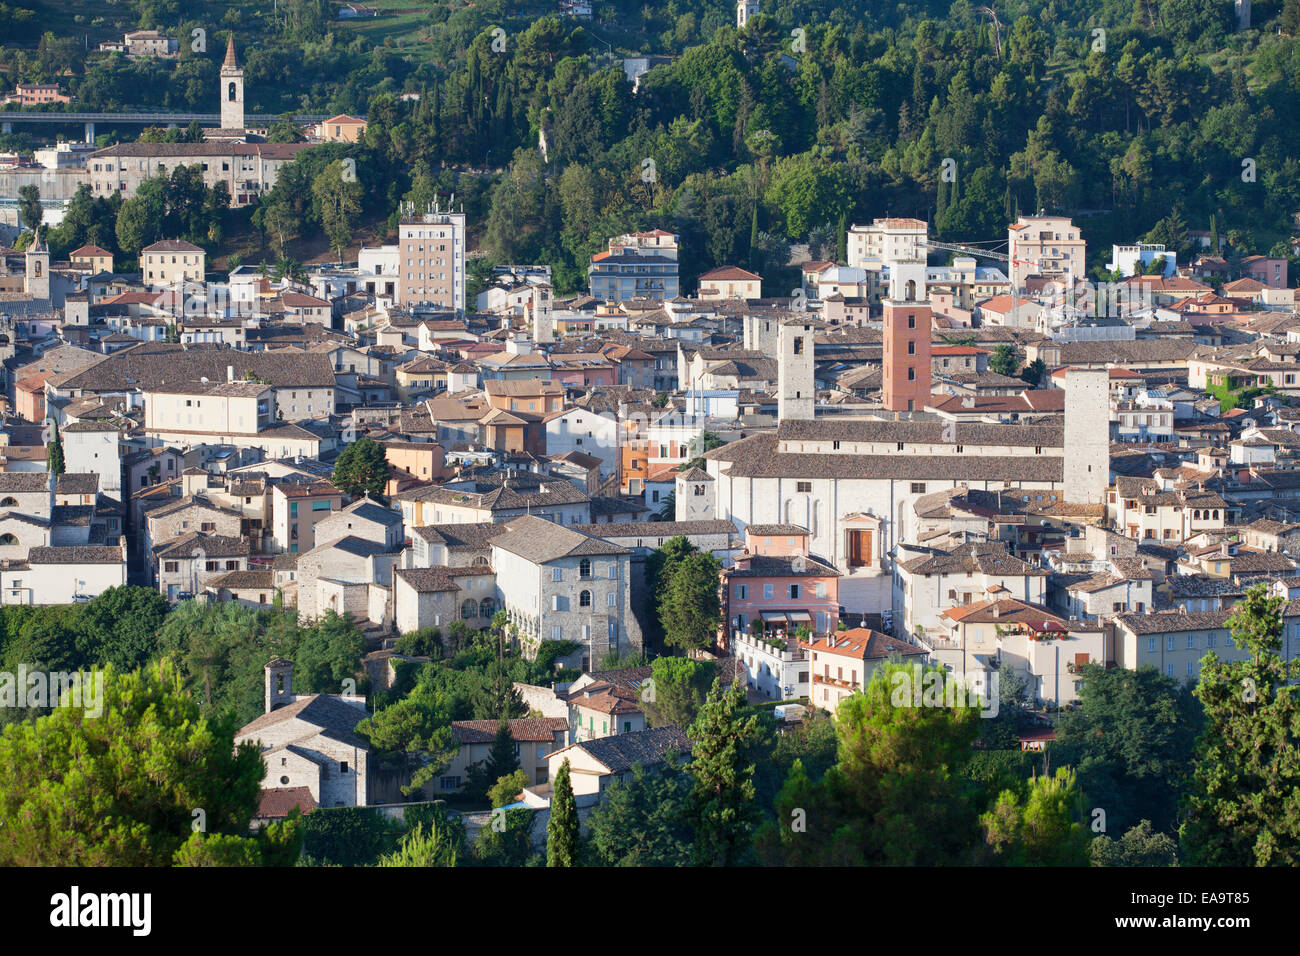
[1063,367,1110,504]
[777,318,815,421]
[675,466,716,521]
[742,312,779,355]
[220,34,245,131]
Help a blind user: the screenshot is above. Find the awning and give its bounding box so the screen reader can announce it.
[760,610,813,624]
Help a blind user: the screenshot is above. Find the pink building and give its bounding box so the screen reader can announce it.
[1242,255,1288,289]
[723,524,840,643]
[744,523,811,557]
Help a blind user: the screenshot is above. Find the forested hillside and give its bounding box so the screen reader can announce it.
[5,0,1300,288]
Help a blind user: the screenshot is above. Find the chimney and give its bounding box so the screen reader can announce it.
[227,365,234,383]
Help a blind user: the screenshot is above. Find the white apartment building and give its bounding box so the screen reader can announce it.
[847,217,927,269]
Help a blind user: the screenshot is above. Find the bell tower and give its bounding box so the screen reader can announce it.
[265,657,294,713]
[24,236,49,300]
[220,34,245,131]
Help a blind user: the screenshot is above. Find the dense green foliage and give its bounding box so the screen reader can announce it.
[7,0,1291,283]
[299,806,405,867]
[331,436,391,499]
[1091,819,1180,866]
[642,655,716,729]
[1050,662,1202,836]
[658,549,723,652]
[359,638,570,797]
[688,677,762,866]
[1180,584,1300,865]
[0,661,278,866]
[586,762,695,866]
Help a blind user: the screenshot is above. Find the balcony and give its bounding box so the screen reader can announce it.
[812,673,857,691]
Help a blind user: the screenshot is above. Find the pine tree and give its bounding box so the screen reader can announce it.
[1180,584,1300,865]
[688,677,761,866]
[46,420,65,476]
[1283,0,1300,36]
[331,436,389,499]
[547,758,580,866]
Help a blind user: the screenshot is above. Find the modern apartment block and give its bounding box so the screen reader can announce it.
[589,230,680,303]
[397,210,467,313]
[1008,216,1085,291]
[847,217,928,269]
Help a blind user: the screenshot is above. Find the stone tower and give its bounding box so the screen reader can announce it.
[24,237,49,300]
[530,287,554,343]
[881,257,931,412]
[742,312,779,355]
[1063,367,1110,504]
[265,657,294,713]
[737,0,760,28]
[675,466,716,521]
[220,34,245,131]
[777,318,815,422]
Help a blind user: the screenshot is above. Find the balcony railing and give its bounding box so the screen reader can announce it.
[812,673,857,690]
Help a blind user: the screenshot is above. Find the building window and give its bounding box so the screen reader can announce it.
[796,481,812,493]
[462,599,477,619]
[579,558,591,578]
[910,483,927,494]
[579,590,592,608]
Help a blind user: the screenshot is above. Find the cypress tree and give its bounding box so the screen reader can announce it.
[688,678,761,866]
[46,420,65,476]
[547,759,580,866]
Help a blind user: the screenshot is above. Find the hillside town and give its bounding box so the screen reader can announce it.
[2,0,1299,887]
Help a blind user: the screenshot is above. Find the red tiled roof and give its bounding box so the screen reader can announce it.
[257,787,317,818]
[451,718,569,744]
